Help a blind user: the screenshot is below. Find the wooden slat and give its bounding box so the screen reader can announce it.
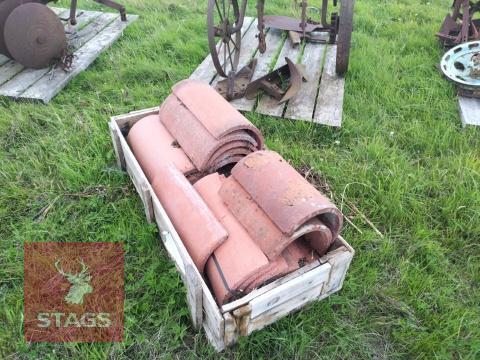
[249,262,331,319]
[211,19,259,87]
[0,55,9,66]
[313,45,344,126]
[0,61,24,86]
[246,285,323,335]
[231,28,284,112]
[255,38,301,117]
[49,7,66,15]
[0,10,105,98]
[284,42,326,120]
[189,17,255,84]
[22,15,138,103]
[68,12,118,49]
[458,96,480,127]
[221,259,321,313]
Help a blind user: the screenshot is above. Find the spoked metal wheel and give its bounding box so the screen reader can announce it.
[335,0,354,76]
[207,0,243,78]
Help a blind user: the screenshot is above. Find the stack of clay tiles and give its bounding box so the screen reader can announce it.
[127,80,343,305]
[127,79,264,184]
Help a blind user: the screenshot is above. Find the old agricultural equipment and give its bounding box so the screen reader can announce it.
[207,0,354,100]
[440,40,480,98]
[0,0,126,69]
[438,0,480,48]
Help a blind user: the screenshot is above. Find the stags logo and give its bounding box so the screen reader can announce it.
[24,242,124,342]
[55,258,93,305]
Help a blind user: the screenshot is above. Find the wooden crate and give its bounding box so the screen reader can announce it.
[109,107,355,351]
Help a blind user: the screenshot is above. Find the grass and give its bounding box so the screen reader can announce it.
[1,0,479,358]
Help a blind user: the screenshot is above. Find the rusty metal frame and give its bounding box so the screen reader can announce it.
[437,0,480,47]
[68,0,127,25]
[208,0,353,100]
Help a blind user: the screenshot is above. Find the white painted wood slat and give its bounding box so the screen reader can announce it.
[313,45,344,126]
[284,42,326,121]
[458,96,480,127]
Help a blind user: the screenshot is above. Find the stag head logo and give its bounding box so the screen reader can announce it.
[55,258,93,305]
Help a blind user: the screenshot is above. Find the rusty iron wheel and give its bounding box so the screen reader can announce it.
[4,3,66,69]
[335,0,354,76]
[207,0,242,78]
[0,0,34,58]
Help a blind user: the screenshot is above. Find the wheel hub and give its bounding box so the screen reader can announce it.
[440,41,480,88]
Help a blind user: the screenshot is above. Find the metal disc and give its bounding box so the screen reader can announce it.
[440,41,480,88]
[4,3,66,69]
[0,0,33,57]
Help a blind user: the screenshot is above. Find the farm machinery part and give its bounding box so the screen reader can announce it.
[440,40,480,98]
[438,0,480,48]
[245,57,306,104]
[207,0,354,101]
[0,0,126,70]
[215,59,257,100]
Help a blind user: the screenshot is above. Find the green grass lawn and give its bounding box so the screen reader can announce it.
[1,0,479,358]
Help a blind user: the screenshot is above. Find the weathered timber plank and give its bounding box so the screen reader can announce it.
[231,28,284,112]
[0,55,9,66]
[68,12,118,49]
[284,42,326,121]
[22,15,138,103]
[313,45,344,126]
[221,259,321,313]
[0,10,106,98]
[249,262,331,319]
[255,37,301,117]
[49,6,66,15]
[458,96,480,127]
[0,61,24,86]
[189,17,254,84]
[247,285,324,335]
[210,19,259,87]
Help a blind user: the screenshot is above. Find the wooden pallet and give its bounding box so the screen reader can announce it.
[190,17,345,127]
[0,7,138,103]
[458,96,480,127]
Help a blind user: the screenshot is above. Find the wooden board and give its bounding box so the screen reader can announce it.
[0,7,138,103]
[458,96,480,127]
[190,17,345,127]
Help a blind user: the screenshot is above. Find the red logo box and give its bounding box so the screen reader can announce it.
[24,242,124,342]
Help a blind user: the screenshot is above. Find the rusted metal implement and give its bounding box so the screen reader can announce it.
[207,0,354,96]
[438,0,480,48]
[245,57,305,104]
[0,0,126,69]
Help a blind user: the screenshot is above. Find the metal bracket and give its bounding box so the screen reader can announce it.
[215,59,257,101]
[245,57,306,104]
